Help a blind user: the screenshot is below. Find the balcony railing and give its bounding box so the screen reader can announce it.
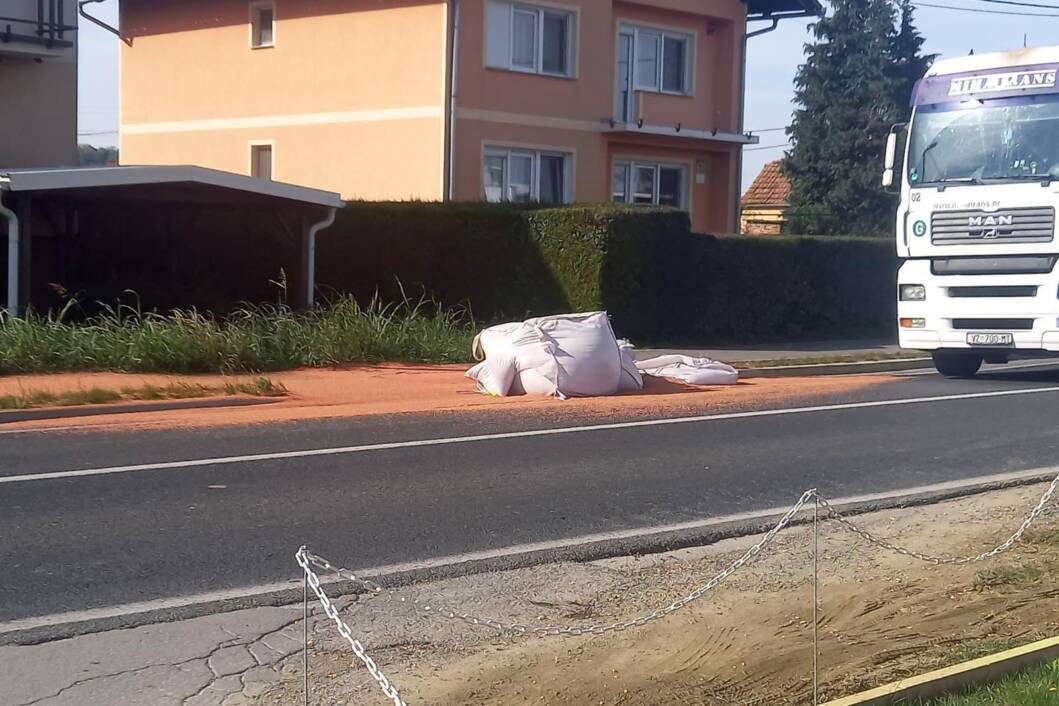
[0,1,76,50]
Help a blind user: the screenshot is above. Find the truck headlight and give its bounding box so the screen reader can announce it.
[900,284,927,301]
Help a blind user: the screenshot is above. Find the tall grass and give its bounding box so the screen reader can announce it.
[0,295,474,374]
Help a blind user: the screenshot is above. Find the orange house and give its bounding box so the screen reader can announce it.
[118,0,817,233]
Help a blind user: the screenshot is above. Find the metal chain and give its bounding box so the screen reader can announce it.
[817,470,1059,565]
[301,552,386,594]
[296,474,1059,706]
[302,489,815,638]
[296,548,408,706]
[299,468,1059,684]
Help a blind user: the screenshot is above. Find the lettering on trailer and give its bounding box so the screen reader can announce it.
[949,69,1057,96]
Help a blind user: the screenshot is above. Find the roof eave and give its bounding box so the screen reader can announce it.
[0,166,345,209]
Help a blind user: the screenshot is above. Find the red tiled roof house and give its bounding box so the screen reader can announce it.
[740,160,790,235]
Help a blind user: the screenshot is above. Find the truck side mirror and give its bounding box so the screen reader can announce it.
[882,123,908,192]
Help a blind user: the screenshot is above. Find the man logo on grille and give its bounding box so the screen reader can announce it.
[968,214,1013,227]
[968,213,1012,238]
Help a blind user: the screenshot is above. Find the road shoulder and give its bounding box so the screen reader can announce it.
[5,478,1058,706]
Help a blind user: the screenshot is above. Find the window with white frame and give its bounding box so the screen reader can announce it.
[483,148,572,204]
[250,1,275,48]
[618,25,691,97]
[485,1,576,77]
[612,160,686,208]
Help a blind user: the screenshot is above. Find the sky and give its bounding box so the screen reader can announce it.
[76,1,1059,191]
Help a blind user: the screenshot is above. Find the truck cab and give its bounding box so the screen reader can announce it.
[885,47,1059,377]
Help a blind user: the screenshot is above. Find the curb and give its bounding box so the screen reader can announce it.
[0,395,283,424]
[822,635,1059,705]
[739,357,931,378]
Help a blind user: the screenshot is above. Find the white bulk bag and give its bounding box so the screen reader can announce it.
[617,339,644,392]
[636,354,739,386]
[465,354,517,396]
[466,312,626,398]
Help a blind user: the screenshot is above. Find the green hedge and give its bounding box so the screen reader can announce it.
[316,202,896,344]
[37,198,894,344]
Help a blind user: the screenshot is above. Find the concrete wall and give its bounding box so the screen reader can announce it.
[741,207,786,235]
[0,0,78,168]
[120,0,448,200]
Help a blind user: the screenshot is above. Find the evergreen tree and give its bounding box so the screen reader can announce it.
[891,0,935,121]
[783,0,929,236]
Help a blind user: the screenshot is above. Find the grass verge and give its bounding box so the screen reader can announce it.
[0,377,285,410]
[912,658,1059,705]
[0,295,474,375]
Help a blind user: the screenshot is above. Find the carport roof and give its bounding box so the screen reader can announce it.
[746,0,823,20]
[0,165,345,209]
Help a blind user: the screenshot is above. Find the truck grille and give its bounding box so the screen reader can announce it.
[931,255,1057,275]
[931,207,1055,245]
[951,318,1035,330]
[947,285,1038,298]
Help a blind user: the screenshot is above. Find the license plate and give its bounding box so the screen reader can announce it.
[966,332,1013,346]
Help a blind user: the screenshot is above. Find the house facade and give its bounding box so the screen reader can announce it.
[119,0,815,233]
[0,0,78,168]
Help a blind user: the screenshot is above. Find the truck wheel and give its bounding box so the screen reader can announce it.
[932,352,983,378]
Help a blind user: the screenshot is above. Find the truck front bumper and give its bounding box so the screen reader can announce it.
[898,259,1059,353]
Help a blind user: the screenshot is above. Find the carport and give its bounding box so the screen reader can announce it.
[0,166,344,316]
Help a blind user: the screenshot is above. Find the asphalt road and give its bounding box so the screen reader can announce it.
[4,363,1059,630]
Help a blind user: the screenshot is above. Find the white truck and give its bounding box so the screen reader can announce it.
[883,47,1059,377]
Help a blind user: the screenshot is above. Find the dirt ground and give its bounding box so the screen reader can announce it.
[0,366,893,432]
[244,482,1059,706]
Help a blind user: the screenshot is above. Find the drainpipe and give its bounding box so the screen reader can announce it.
[736,17,781,234]
[447,0,461,201]
[79,0,131,45]
[0,188,19,317]
[305,207,337,309]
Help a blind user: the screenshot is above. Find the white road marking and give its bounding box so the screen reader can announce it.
[2,464,1055,636]
[3,385,1059,486]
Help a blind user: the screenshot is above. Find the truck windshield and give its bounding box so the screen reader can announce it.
[908,93,1059,186]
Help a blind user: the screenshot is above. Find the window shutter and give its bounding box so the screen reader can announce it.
[484,1,511,69]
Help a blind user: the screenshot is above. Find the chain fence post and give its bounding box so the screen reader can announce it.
[303,548,310,706]
[813,490,820,706]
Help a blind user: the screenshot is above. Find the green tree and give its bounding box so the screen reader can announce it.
[783,0,929,236]
[890,0,935,121]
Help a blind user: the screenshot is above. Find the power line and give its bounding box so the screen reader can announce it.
[969,0,1059,9]
[748,127,788,133]
[745,142,791,152]
[912,0,1059,16]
